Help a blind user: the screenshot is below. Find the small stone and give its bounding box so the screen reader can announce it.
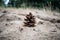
[6,19,10,21]
[2,10,7,13]
[38,21,43,24]
[19,27,23,32]
[57,20,60,23]
[20,28,23,31]
[51,30,57,32]
[50,19,56,23]
[5,24,8,26]
[33,29,35,31]
[0,30,2,33]
[18,18,21,20]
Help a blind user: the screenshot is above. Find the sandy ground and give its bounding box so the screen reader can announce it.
[0,8,60,40]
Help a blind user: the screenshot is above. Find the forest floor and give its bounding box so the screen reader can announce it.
[0,8,60,40]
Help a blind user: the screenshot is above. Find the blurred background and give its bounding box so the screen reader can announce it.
[0,0,60,10]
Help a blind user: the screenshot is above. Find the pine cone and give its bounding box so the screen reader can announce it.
[24,12,36,27]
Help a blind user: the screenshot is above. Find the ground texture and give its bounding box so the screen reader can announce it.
[0,8,60,40]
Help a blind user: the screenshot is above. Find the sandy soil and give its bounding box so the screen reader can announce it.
[0,8,60,40]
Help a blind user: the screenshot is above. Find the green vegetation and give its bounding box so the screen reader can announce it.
[0,0,60,10]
